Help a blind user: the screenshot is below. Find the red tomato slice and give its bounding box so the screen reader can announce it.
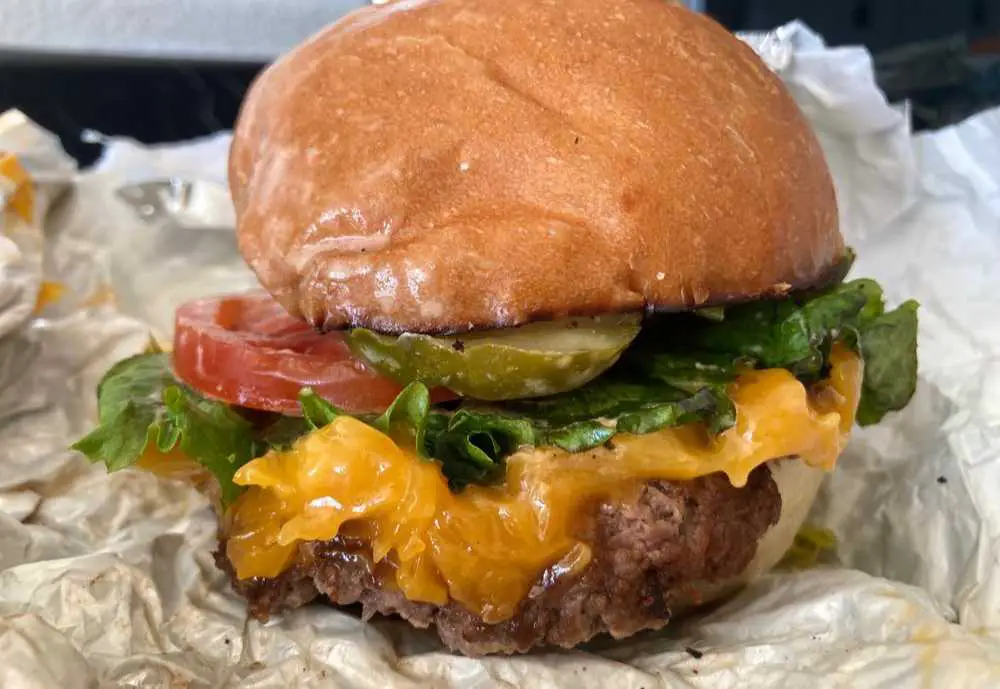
[173,292,450,415]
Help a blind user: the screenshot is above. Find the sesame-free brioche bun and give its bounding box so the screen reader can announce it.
[230,0,842,334]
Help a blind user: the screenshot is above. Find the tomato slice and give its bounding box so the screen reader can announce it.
[173,292,450,414]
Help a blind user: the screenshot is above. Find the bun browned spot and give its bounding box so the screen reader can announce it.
[231,0,842,334]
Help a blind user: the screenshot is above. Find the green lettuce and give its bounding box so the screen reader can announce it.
[627,278,919,424]
[72,352,730,496]
[294,381,721,490]
[856,300,920,424]
[72,271,919,497]
[71,353,264,505]
[425,410,536,490]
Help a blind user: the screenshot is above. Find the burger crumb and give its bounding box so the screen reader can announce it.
[685,647,704,659]
[937,476,948,484]
[452,339,465,352]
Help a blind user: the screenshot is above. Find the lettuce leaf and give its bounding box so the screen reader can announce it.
[72,353,268,506]
[425,380,731,488]
[294,382,721,489]
[508,377,735,442]
[856,300,920,425]
[295,385,535,489]
[372,382,432,451]
[72,353,176,472]
[630,279,918,422]
[426,410,536,489]
[299,388,341,430]
[73,268,919,497]
[668,279,884,373]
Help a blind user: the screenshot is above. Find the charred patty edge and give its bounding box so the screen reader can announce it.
[215,466,782,655]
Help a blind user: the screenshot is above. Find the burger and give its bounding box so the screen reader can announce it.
[74,0,919,655]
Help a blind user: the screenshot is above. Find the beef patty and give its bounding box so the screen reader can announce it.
[216,465,782,655]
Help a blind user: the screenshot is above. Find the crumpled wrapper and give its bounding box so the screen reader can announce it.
[1,22,999,688]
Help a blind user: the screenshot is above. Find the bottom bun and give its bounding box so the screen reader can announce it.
[219,460,824,655]
[666,458,826,620]
[745,458,827,576]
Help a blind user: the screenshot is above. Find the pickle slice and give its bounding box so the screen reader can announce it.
[345,315,642,400]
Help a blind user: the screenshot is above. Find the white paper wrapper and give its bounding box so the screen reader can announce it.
[2,22,999,688]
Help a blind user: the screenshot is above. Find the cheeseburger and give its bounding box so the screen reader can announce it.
[75,0,919,655]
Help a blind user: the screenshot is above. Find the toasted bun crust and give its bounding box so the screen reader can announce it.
[231,0,842,334]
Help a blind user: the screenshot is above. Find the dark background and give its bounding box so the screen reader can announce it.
[1,0,998,166]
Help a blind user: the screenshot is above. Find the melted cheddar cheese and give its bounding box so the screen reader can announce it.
[221,345,862,622]
[138,445,210,482]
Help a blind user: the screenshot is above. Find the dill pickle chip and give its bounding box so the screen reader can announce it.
[345,315,641,400]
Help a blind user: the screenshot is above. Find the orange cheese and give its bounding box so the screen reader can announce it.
[33,281,66,313]
[0,153,34,223]
[138,445,210,482]
[221,345,862,622]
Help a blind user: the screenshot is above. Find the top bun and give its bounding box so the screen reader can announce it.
[230,0,842,334]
